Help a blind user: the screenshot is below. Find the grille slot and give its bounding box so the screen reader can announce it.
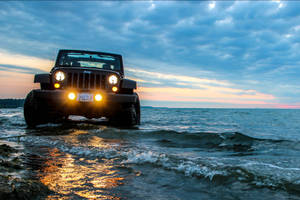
[101,75,106,89]
[90,74,95,88]
[84,74,89,88]
[96,74,101,88]
[66,72,106,89]
[79,73,83,88]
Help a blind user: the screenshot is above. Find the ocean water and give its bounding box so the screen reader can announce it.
[1,107,300,199]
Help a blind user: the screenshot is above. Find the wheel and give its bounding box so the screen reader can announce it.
[24,91,41,127]
[24,90,60,127]
[109,94,140,126]
[135,94,141,125]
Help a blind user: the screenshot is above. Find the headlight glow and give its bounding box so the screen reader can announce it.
[95,94,103,101]
[54,83,60,89]
[55,71,65,81]
[108,75,118,85]
[112,86,118,92]
[68,92,76,100]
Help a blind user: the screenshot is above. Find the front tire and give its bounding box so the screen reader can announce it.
[24,90,62,127]
[24,91,43,127]
[109,94,140,126]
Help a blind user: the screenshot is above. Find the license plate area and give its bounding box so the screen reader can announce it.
[77,93,93,102]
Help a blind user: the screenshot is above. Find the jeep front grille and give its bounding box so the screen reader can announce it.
[66,72,107,89]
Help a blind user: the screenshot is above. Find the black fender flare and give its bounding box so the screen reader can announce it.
[121,79,136,89]
[34,74,50,84]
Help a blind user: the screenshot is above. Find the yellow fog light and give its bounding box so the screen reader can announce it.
[112,86,118,92]
[54,83,60,89]
[68,92,76,100]
[95,94,102,102]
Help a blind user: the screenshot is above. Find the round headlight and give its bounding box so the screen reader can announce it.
[108,74,118,85]
[54,71,65,81]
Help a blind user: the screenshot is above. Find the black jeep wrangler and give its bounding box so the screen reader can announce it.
[24,49,140,127]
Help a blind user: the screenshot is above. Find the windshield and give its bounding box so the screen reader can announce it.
[58,52,121,71]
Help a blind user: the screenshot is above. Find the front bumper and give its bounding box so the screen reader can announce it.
[32,89,137,117]
[33,89,136,103]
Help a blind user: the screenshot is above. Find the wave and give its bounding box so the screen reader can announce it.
[14,130,300,195]
[4,115,300,154]
[23,124,300,154]
[0,110,26,128]
[122,149,300,195]
[116,130,300,153]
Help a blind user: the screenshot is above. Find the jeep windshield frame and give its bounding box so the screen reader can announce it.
[54,50,124,74]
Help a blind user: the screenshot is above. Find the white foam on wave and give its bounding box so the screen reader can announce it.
[121,148,228,180]
[68,115,106,122]
[122,150,169,165]
[121,147,300,189]
[0,109,25,127]
[240,160,300,188]
[176,161,227,180]
[36,123,63,128]
[0,108,22,117]
[69,115,87,121]
[2,129,25,137]
[243,161,300,171]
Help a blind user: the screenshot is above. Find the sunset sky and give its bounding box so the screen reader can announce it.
[0,1,300,108]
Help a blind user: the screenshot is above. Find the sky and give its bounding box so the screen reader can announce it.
[0,0,300,108]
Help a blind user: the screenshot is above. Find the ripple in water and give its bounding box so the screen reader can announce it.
[1,107,300,199]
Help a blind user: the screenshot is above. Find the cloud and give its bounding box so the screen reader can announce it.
[126,68,230,86]
[208,1,216,10]
[0,64,47,74]
[215,17,233,26]
[0,48,54,72]
[148,0,156,11]
[127,66,275,107]
[0,1,299,107]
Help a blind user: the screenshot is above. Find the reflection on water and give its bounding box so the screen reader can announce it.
[61,129,122,149]
[36,130,125,200]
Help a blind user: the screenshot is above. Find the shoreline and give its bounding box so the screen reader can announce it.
[0,141,50,199]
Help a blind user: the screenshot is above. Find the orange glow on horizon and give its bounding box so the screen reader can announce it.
[0,71,38,98]
[137,86,275,105]
[274,104,300,109]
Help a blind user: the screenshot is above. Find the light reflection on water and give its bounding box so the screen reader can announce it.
[37,131,125,200]
[63,130,121,149]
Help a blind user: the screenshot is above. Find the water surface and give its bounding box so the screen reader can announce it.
[1,108,300,199]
